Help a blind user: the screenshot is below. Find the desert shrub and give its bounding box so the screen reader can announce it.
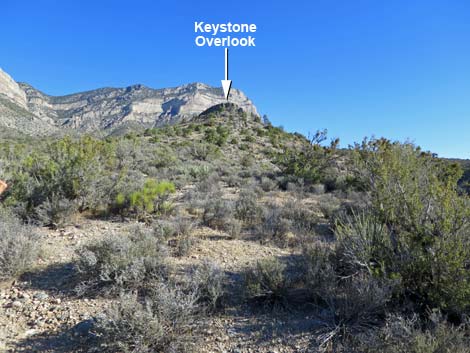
[317,194,342,220]
[303,243,393,348]
[114,179,176,220]
[153,215,194,239]
[224,218,242,238]
[275,130,339,185]
[188,164,212,180]
[335,211,396,278]
[76,226,168,295]
[244,134,256,143]
[223,173,242,187]
[174,216,194,236]
[191,259,225,311]
[194,173,220,194]
[215,125,230,146]
[244,257,289,303]
[258,200,318,247]
[235,189,263,225]
[185,178,221,217]
[355,313,470,353]
[189,142,219,161]
[153,147,177,169]
[260,176,278,192]
[303,243,337,300]
[352,139,470,315]
[258,204,292,247]
[282,199,319,235]
[35,195,78,228]
[174,234,198,257]
[152,219,178,239]
[153,216,196,257]
[240,153,254,167]
[0,210,39,280]
[93,285,198,353]
[202,197,234,231]
[311,183,326,194]
[3,136,115,219]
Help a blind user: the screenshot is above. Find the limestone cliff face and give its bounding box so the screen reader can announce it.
[0,67,258,135]
[0,68,27,108]
[0,68,57,135]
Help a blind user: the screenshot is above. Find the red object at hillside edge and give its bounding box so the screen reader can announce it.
[0,180,8,196]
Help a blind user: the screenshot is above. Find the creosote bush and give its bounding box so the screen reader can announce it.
[2,136,116,219]
[275,129,340,186]
[351,139,470,315]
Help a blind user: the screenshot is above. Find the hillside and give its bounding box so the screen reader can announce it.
[1,105,470,352]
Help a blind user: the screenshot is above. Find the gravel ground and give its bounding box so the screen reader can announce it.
[1,217,324,352]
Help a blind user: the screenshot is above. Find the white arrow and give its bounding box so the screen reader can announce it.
[221,48,232,100]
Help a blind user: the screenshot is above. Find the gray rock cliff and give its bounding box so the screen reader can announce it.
[0,68,259,135]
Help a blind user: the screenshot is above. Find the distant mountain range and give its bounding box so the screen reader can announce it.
[0,68,258,135]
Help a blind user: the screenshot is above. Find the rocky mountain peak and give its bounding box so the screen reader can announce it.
[0,68,259,135]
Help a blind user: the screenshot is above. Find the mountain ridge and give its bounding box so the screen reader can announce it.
[0,68,259,135]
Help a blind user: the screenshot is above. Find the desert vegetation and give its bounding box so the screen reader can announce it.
[1,103,470,352]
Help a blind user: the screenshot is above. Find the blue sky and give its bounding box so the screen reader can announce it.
[1,0,470,158]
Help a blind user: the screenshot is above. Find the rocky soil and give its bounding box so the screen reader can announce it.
[0,206,329,353]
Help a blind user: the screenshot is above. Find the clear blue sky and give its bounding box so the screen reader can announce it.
[1,0,470,158]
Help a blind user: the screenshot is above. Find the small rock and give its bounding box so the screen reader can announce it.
[25,329,37,336]
[19,292,30,299]
[34,292,49,300]
[12,300,22,308]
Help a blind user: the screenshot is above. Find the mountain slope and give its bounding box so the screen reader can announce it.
[0,68,258,134]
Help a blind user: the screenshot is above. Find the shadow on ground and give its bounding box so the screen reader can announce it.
[13,325,95,353]
[19,262,79,298]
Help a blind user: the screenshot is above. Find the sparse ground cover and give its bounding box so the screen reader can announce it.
[1,103,470,352]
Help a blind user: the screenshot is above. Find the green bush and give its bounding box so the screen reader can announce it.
[335,211,396,278]
[351,139,470,314]
[3,136,116,218]
[275,130,339,185]
[115,179,175,219]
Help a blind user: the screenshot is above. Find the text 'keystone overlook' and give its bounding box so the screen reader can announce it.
[194,21,257,47]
